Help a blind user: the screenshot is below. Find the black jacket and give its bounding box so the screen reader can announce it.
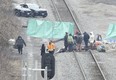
[83,32,90,42]
[41,44,45,56]
[16,36,26,47]
[64,34,68,45]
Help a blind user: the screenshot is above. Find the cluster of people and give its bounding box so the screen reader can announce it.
[64,32,102,52]
[64,32,83,52]
[14,32,103,55]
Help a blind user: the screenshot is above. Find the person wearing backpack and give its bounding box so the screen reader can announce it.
[73,35,78,51]
[67,34,74,52]
[15,36,26,54]
[76,32,83,52]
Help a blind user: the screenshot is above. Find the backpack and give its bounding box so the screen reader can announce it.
[77,35,82,43]
[68,36,73,44]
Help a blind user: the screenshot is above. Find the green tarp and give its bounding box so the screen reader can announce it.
[27,19,74,39]
[105,24,116,40]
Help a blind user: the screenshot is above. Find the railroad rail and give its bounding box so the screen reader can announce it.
[73,50,107,80]
[50,0,107,80]
[51,0,82,32]
[89,50,107,80]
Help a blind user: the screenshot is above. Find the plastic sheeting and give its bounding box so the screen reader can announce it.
[105,24,116,41]
[27,19,74,39]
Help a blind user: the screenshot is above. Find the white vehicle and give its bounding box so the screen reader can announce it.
[14,3,48,17]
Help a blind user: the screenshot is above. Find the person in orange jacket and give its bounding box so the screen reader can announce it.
[47,41,55,54]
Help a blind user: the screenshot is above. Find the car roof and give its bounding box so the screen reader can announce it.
[15,5,31,11]
[18,3,47,11]
[25,3,40,8]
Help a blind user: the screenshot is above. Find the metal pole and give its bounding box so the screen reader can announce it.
[35,61,38,80]
[25,62,28,80]
[23,67,47,80]
[45,66,48,80]
[22,61,25,80]
[52,24,54,40]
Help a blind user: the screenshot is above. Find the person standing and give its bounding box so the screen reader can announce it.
[96,34,102,41]
[15,36,26,54]
[40,44,46,56]
[68,34,74,52]
[47,41,55,54]
[76,32,83,52]
[64,32,68,51]
[89,32,95,49]
[73,35,78,51]
[83,32,90,51]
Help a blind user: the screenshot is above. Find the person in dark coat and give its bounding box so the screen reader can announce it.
[96,34,102,41]
[64,32,68,51]
[41,44,45,56]
[76,32,83,51]
[83,32,90,51]
[15,36,26,54]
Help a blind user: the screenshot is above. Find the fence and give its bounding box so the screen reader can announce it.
[22,60,49,80]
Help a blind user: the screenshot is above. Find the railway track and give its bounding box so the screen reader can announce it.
[50,0,107,80]
[89,50,106,80]
[50,0,81,31]
[20,0,107,79]
[74,50,107,80]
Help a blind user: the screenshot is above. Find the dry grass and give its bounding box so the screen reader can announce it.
[0,0,22,80]
[0,0,21,46]
[0,47,21,80]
